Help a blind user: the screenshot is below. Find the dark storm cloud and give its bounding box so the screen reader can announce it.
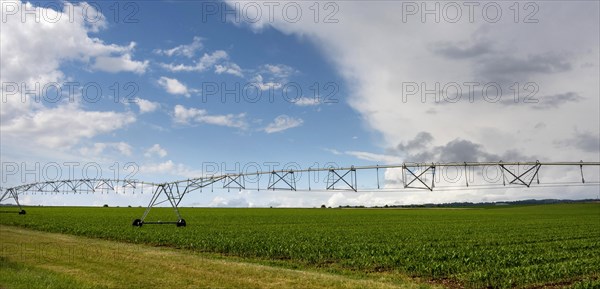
[395,131,434,152]
[431,37,573,84]
[391,132,534,162]
[431,41,493,59]
[532,92,584,110]
[479,53,572,78]
[429,39,577,107]
[434,139,497,162]
[556,132,600,153]
[474,53,574,92]
[498,92,583,109]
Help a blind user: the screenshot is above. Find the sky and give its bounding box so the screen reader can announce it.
[1,0,599,207]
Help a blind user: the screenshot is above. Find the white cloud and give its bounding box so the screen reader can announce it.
[251,74,283,91]
[200,50,229,68]
[134,98,159,114]
[0,1,143,153]
[1,103,136,149]
[215,62,244,77]
[260,64,295,79]
[248,64,296,91]
[80,142,133,157]
[161,50,229,72]
[0,3,145,157]
[92,52,149,74]
[326,192,389,208]
[324,148,342,155]
[173,104,248,129]
[0,1,148,84]
[157,77,196,97]
[264,115,303,133]
[173,105,202,124]
[294,97,321,106]
[144,144,167,158]
[155,36,203,58]
[345,151,403,164]
[209,196,250,207]
[140,160,175,174]
[139,160,202,179]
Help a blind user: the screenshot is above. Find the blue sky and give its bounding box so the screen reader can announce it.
[1,0,599,207]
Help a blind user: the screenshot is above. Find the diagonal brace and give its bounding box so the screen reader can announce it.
[267,171,297,191]
[223,175,245,190]
[326,168,357,192]
[500,163,541,187]
[403,165,435,191]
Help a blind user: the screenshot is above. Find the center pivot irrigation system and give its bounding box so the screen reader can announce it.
[1,161,599,227]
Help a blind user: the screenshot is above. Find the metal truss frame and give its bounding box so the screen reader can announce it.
[223,175,245,191]
[267,171,297,191]
[2,161,599,227]
[326,167,357,192]
[402,164,436,191]
[499,161,542,187]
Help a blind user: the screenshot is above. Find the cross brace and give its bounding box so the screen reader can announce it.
[500,162,541,187]
[326,168,357,192]
[223,175,245,191]
[403,165,436,191]
[267,171,297,191]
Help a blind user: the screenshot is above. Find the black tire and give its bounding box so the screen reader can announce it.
[176,219,186,227]
[18,210,26,215]
[132,219,143,227]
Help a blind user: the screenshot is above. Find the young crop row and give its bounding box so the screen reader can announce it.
[1,203,598,288]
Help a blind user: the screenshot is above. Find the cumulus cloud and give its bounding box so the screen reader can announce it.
[155,36,203,58]
[326,192,391,208]
[1,103,136,149]
[293,97,321,106]
[249,64,296,91]
[250,74,282,91]
[215,62,244,77]
[0,1,143,153]
[210,196,250,207]
[92,51,149,74]
[157,77,196,97]
[80,142,133,157]
[140,160,176,174]
[0,1,147,84]
[139,160,202,179]
[144,144,168,158]
[264,115,303,133]
[134,98,160,113]
[173,104,248,129]
[161,50,229,72]
[260,64,295,79]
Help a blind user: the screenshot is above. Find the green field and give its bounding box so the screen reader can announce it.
[1,203,599,288]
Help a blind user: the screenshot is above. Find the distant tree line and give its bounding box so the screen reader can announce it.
[333,199,599,209]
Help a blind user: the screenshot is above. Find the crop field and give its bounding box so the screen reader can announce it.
[1,203,599,288]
